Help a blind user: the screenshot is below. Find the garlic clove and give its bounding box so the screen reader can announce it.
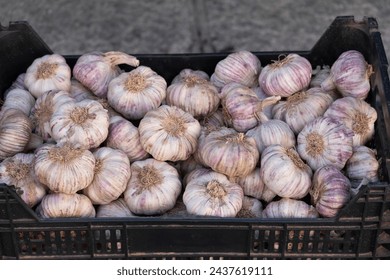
[263,198,319,218]
[2,88,35,116]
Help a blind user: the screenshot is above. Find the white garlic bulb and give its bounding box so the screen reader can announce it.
[73,51,140,98]
[183,167,213,187]
[4,73,27,98]
[96,198,136,218]
[106,116,149,162]
[183,171,243,217]
[0,108,32,160]
[37,193,96,218]
[24,54,71,98]
[107,66,167,120]
[124,158,182,215]
[69,78,96,101]
[2,88,35,116]
[345,146,379,182]
[236,196,263,218]
[321,50,372,99]
[263,198,319,218]
[34,144,95,194]
[310,65,331,88]
[259,53,312,97]
[324,97,377,146]
[23,133,44,152]
[210,50,261,90]
[260,145,312,199]
[297,117,354,171]
[50,99,109,149]
[272,88,334,134]
[200,127,259,178]
[237,167,264,200]
[166,69,220,118]
[83,147,131,205]
[311,165,351,218]
[139,105,201,162]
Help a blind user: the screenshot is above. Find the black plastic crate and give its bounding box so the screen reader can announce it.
[1,16,390,259]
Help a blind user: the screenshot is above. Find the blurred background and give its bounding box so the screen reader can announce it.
[1,0,389,57]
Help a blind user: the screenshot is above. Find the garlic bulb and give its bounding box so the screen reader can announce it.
[0,108,32,160]
[253,86,273,119]
[37,193,95,218]
[73,51,140,98]
[324,97,377,146]
[183,167,214,186]
[210,50,261,89]
[310,65,331,88]
[345,146,379,182]
[106,116,149,162]
[50,99,109,149]
[4,73,27,98]
[30,90,74,141]
[311,165,351,217]
[237,167,264,200]
[83,147,131,205]
[0,153,46,207]
[166,69,220,118]
[200,127,259,178]
[236,196,263,218]
[96,198,136,218]
[179,156,204,179]
[259,54,312,97]
[200,109,227,129]
[321,50,372,99]
[272,88,334,134]
[24,54,71,98]
[183,171,243,217]
[107,66,167,120]
[261,186,277,203]
[139,105,201,161]
[260,145,312,199]
[263,198,319,218]
[2,88,35,116]
[297,117,354,171]
[23,133,44,152]
[163,199,190,218]
[69,78,96,101]
[124,158,182,215]
[34,144,95,194]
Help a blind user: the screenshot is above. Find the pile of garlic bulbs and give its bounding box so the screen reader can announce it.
[0,49,379,219]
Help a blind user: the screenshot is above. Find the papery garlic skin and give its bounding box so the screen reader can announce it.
[310,65,331,88]
[73,51,140,98]
[297,117,354,171]
[183,167,213,187]
[263,198,319,218]
[23,133,44,152]
[124,158,182,215]
[253,86,273,119]
[210,50,261,90]
[139,105,201,162]
[2,88,35,116]
[324,97,377,146]
[96,198,136,218]
[237,167,264,200]
[321,50,372,100]
[108,66,167,120]
[69,78,96,101]
[200,109,227,129]
[260,145,312,199]
[311,165,351,218]
[37,193,96,218]
[183,171,243,217]
[259,54,312,97]
[4,73,27,98]
[236,196,263,218]
[346,146,379,182]
[24,54,71,98]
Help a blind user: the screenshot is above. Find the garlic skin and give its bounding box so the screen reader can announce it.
[108,66,167,120]
[345,146,379,182]
[139,105,201,162]
[310,65,331,88]
[183,167,213,187]
[272,88,334,134]
[321,50,372,99]
[236,196,263,218]
[2,88,35,116]
[83,147,131,205]
[200,109,227,129]
[263,198,319,218]
[210,50,261,90]
[69,78,96,101]
[311,165,351,218]
[167,69,220,118]
[0,108,32,160]
[183,171,243,217]
[200,127,259,178]
[23,133,44,152]
[24,54,71,98]
[4,73,27,98]
[253,86,273,119]
[124,158,182,215]
[37,193,96,218]
[50,99,109,149]
[324,97,377,146]
[34,144,95,194]
[106,116,149,162]
[297,117,354,171]
[259,54,312,97]
[237,167,264,200]
[73,51,140,98]
[96,198,136,218]
[260,145,312,199]
[179,156,205,179]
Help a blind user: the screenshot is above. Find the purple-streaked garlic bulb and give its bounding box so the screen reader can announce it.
[96,198,136,218]
[253,86,273,119]
[263,198,319,218]
[4,73,27,98]
[237,167,264,200]
[183,167,213,187]
[69,78,96,101]
[199,109,227,129]
[2,88,35,117]
[236,196,263,218]
[321,50,373,100]
[297,117,354,171]
[73,51,139,98]
[311,165,351,218]
[324,97,377,146]
[210,50,261,90]
[259,53,312,97]
[345,146,379,183]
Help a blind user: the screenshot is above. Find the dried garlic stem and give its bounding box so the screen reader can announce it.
[184,76,206,87]
[285,91,307,109]
[48,145,84,162]
[270,55,294,68]
[104,51,140,67]
[285,148,306,169]
[206,180,227,198]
